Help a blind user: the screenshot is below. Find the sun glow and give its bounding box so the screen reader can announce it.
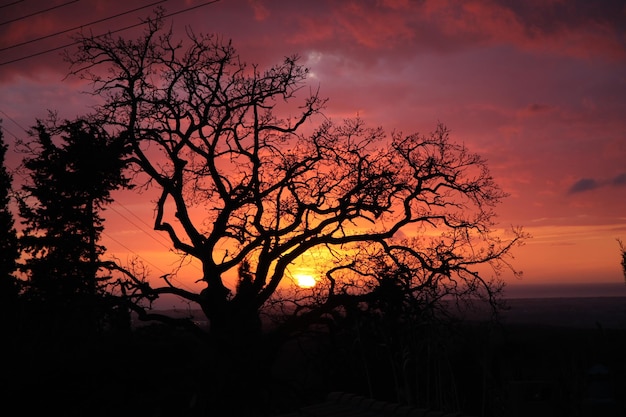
[288,246,337,288]
[293,273,317,288]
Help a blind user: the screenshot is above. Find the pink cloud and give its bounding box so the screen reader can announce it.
[333,2,415,49]
[247,0,270,21]
[302,0,626,61]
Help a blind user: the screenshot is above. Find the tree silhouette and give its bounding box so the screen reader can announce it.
[0,123,20,325]
[18,118,130,338]
[62,13,529,414]
[65,9,526,343]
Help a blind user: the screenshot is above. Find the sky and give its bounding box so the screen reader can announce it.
[1,0,625,299]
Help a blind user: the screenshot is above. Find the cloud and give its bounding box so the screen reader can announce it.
[568,178,599,194]
[247,0,270,21]
[527,103,554,113]
[612,172,626,186]
[568,173,626,194]
[1,0,624,84]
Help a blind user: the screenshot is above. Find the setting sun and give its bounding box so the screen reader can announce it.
[294,273,317,288]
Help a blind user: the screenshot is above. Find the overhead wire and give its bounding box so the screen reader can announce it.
[0,0,168,52]
[0,0,79,26]
[0,108,29,134]
[0,106,29,176]
[0,123,21,142]
[0,1,24,10]
[102,227,200,291]
[109,203,176,251]
[0,0,221,66]
[103,231,170,276]
[0,108,30,184]
[112,200,206,273]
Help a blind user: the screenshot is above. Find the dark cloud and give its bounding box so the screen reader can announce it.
[527,103,553,113]
[568,178,599,194]
[611,172,626,186]
[503,0,626,35]
[526,103,556,115]
[569,173,626,194]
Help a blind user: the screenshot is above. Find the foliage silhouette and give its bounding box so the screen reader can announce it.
[17,117,131,338]
[0,123,20,328]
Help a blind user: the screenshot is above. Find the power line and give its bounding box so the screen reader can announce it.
[109,203,173,250]
[161,0,220,19]
[0,40,74,66]
[0,0,221,66]
[0,0,79,26]
[0,0,168,52]
[115,200,156,231]
[103,231,197,291]
[0,0,24,10]
[110,202,204,272]
[103,231,169,276]
[0,108,29,133]
[0,123,20,141]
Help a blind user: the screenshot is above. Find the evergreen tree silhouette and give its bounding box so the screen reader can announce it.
[18,118,130,340]
[0,124,20,327]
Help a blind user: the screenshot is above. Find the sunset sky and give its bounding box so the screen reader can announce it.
[1,0,625,299]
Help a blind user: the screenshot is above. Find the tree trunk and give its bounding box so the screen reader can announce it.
[199,286,271,414]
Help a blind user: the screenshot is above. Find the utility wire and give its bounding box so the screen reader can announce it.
[0,108,29,133]
[110,202,203,272]
[109,203,172,250]
[0,123,20,141]
[0,0,24,10]
[0,0,220,66]
[103,230,196,291]
[103,231,169,275]
[0,0,168,52]
[114,201,160,236]
[0,0,79,26]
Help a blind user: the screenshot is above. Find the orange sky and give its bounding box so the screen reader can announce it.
[1,0,625,299]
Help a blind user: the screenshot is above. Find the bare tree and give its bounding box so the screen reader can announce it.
[65,10,525,348]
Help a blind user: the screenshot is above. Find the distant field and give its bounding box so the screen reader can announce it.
[458,296,626,329]
[504,281,626,299]
[500,296,626,329]
[493,282,626,329]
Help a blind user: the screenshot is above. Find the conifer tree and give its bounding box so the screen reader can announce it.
[0,124,20,315]
[18,118,130,337]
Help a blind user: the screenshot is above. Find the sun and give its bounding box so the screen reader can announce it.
[293,273,317,288]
